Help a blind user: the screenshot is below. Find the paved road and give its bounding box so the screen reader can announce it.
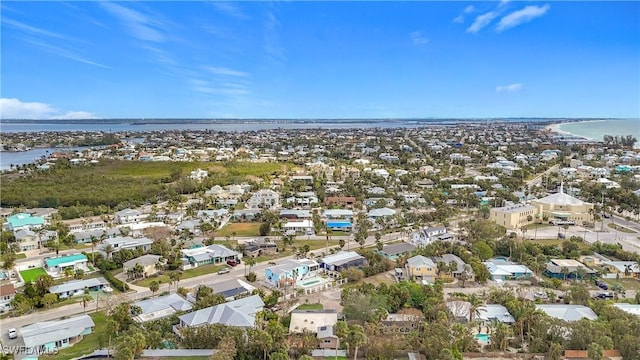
[527,164,559,189]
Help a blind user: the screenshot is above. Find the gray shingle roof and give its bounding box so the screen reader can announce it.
[22,314,95,348]
[178,294,264,328]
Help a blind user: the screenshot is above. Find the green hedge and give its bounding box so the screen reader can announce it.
[103,271,129,292]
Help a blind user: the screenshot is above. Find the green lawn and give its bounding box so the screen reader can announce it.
[20,267,47,282]
[136,263,226,287]
[603,278,640,291]
[216,222,261,237]
[607,223,637,233]
[254,240,339,263]
[40,312,108,360]
[522,223,552,230]
[296,303,324,310]
[15,253,26,259]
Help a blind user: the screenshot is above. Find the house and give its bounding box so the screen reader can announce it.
[244,241,278,257]
[265,258,319,288]
[612,303,640,317]
[367,207,396,219]
[412,226,452,246]
[99,236,153,256]
[324,197,356,207]
[476,304,515,324]
[115,208,145,224]
[73,228,119,244]
[14,229,42,252]
[325,221,352,232]
[545,259,595,280]
[406,255,437,281]
[279,209,312,220]
[175,295,264,332]
[181,244,240,267]
[189,168,208,181]
[247,189,280,209]
[535,304,597,322]
[483,258,533,281]
[379,243,416,260]
[133,293,193,322]
[22,314,95,353]
[208,278,255,300]
[123,254,163,278]
[282,220,314,235]
[432,254,473,279]
[289,309,338,333]
[197,209,229,220]
[600,258,640,279]
[0,284,16,313]
[323,209,354,220]
[44,254,89,275]
[49,277,109,299]
[321,251,367,272]
[317,324,339,350]
[381,313,421,333]
[5,213,45,231]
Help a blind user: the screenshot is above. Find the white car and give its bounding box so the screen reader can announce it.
[8,328,18,339]
[102,286,113,293]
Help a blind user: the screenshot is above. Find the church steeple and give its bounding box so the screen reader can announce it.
[559,181,564,194]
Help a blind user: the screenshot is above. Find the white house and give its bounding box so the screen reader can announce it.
[189,168,209,181]
[115,209,145,224]
[98,236,153,256]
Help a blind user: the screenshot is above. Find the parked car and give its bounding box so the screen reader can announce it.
[558,233,565,239]
[226,259,239,267]
[8,328,17,339]
[595,292,614,299]
[268,261,277,265]
[534,291,549,300]
[595,280,609,290]
[218,267,231,275]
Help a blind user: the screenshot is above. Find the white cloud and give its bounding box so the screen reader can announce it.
[496,83,523,93]
[211,2,248,19]
[264,7,286,62]
[205,66,249,77]
[100,2,165,42]
[0,98,97,119]
[496,4,550,32]
[453,15,465,24]
[410,31,429,45]
[467,11,499,33]
[464,5,476,13]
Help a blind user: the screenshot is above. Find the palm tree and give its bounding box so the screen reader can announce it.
[81,294,93,313]
[104,244,114,260]
[90,236,99,265]
[347,325,366,360]
[245,257,257,276]
[149,281,160,297]
[561,266,570,281]
[467,294,484,322]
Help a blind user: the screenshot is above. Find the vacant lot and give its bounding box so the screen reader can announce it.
[216,222,261,237]
[20,267,47,282]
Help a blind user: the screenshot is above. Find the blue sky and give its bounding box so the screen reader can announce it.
[1,1,638,119]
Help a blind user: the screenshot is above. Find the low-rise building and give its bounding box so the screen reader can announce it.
[49,277,109,299]
[180,244,240,267]
[412,226,452,246]
[489,204,537,230]
[381,313,421,333]
[0,284,16,313]
[123,254,163,278]
[289,309,338,333]
[22,314,95,353]
[99,236,153,257]
[321,251,367,272]
[545,259,595,280]
[44,254,89,275]
[406,255,437,281]
[175,295,264,332]
[379,243,416,260]
[133,293,193,322]
[115,208,146,224]
[265,258,319,288]
[5,213,45,231]
[535,304,597,322]
[483,258,533,281]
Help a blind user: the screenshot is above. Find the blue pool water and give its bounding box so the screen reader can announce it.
[475,333,490,342]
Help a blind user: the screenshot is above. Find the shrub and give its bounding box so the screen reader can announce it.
[103,271,129,292]
[245,272,257,282]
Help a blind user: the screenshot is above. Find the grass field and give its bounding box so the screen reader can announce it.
[608,223,637,233]
[136,263,226,287]
[603,278,640,291]
[216,222,261,237]
[40,312,107,360]
[20,267,47,282]
[296,303,324,310]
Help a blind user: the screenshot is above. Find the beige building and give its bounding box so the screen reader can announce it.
[489,204,537,230]
[530,185,594,224]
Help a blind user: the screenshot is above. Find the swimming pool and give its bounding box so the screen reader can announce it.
[475,333,490,343]
[297,277,328,288]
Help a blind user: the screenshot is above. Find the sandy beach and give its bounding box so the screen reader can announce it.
[543,122,572,135]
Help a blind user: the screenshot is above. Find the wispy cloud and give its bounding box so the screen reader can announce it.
[496,4,550,32]
[20,37,110,68]
[2,17,79,42]
[464,5,476,13]
[205,66,249,78]
[0,98,97,119]
[453,5,477,24]
[496,83,523,93]
[410,31,429,45]
[264,6,286,62]
[211,2,248,20]
[100,2,165,42]
[467,11,499,33]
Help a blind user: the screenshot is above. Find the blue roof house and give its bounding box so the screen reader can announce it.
[6,213,45,231]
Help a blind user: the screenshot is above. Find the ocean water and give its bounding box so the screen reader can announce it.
[558,119,640,141]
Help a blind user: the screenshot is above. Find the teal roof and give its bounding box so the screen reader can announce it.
[7,213,44,227]
[45,254,88,267]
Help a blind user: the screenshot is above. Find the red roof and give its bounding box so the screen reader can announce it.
[0,283,15,297]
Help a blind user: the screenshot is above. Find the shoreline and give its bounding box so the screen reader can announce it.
[543,119,609,140]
